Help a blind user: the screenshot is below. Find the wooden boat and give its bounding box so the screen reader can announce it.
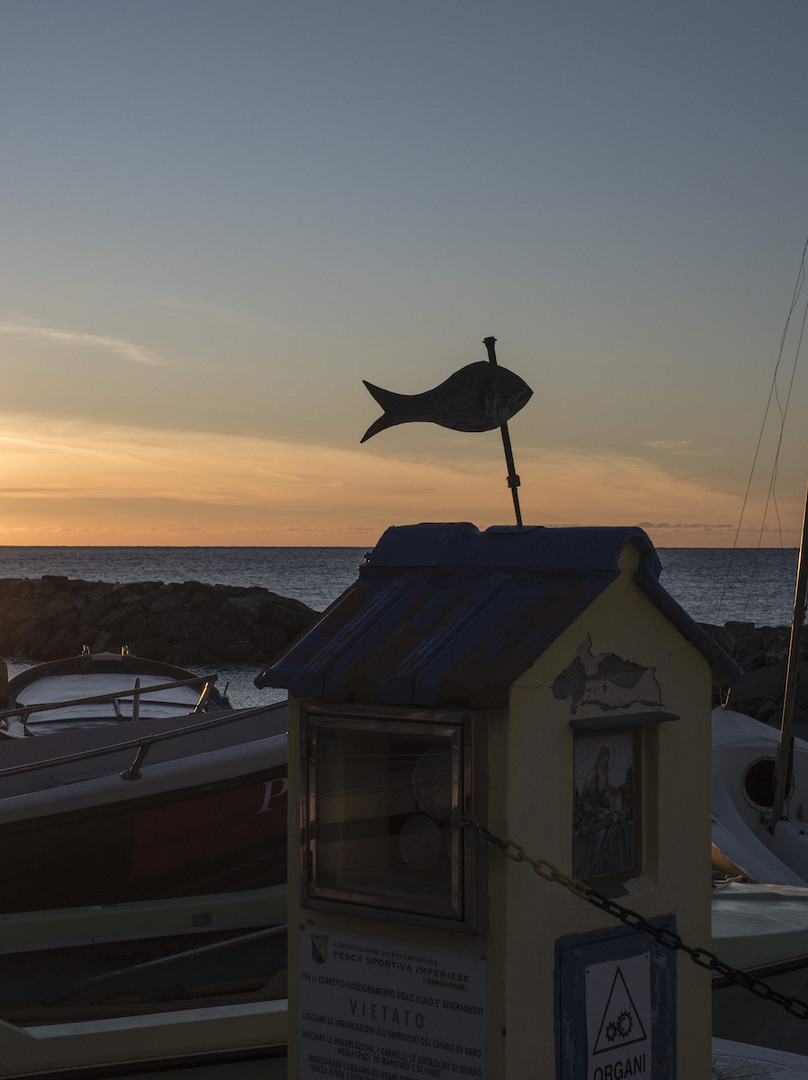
[0,651,288,913]
[0,648,232,735]
[0,885,287,1078]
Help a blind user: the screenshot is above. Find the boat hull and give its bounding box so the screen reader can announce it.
[0,703,288,912]
[712,882,808,1040]
[0,887,288,1078]
[0,767,287,912]
[712,706,808,885]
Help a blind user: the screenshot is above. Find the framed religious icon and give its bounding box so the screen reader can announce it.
[301,703,485,930]
[572,729,640,884]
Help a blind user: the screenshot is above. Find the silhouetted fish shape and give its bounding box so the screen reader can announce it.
[361,361,532,443]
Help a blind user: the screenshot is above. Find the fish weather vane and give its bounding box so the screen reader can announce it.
[361,336,532,526]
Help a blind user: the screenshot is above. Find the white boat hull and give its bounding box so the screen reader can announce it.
[0,887,288,1078]
[712,882,808,1040]
[712,706,808,885]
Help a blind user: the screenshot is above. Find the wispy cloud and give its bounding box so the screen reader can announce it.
[647,440,693,450]
[0,416,796,547]
[161,297,244,323]
[645,439,719,457]
[0,320,167,367]
[637,521,733,531]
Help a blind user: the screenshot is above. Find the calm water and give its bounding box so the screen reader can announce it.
[0,545,800,706]
[656,547,799,628]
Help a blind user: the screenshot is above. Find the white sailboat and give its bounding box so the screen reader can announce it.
[710,492,808,1040]
[706,237,808,1043]
[712,484,808,887]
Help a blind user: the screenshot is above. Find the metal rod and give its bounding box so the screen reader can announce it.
[770,482,808,831]
[193,678,215,714]
[0,700,287,780]
[120,740,150,781]
[483,336,523,526]
[43,924,289,1005]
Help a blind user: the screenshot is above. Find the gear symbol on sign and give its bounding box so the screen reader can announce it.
[617,1010,633,1038]
[605,1022,618,1043]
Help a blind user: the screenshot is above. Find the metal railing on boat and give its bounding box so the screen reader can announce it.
[0,674,221,735]
[0,699,287,782]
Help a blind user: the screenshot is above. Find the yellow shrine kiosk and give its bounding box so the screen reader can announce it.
[256,522,739,1080]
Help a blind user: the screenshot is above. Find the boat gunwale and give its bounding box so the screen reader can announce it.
[1,674,223,724]
[0,701,287,783]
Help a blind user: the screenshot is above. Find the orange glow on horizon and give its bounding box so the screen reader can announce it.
[0,413,798,549]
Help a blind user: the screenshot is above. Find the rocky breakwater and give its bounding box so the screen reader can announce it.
[0,580,800,726]
[706,621,806,726]
[0,576,320,668]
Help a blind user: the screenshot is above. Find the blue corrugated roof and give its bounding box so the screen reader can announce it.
[255,523,739,708]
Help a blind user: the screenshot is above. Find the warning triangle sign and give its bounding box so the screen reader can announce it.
[592,965,648,1054]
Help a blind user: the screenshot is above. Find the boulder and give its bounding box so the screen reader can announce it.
[0,577,319,668]
[707,622,808,727]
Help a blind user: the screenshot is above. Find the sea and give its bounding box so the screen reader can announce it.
[0,545,800,708]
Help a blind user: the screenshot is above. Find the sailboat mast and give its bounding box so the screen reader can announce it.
[770,483,808,831]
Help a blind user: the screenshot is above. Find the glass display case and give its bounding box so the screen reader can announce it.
[301,704,485,929]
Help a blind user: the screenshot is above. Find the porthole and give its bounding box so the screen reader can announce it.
[742,757,791,809]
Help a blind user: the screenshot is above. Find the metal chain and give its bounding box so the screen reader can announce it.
[461,816,808,1021]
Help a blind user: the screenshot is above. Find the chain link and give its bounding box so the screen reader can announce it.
[461,816,808,1021]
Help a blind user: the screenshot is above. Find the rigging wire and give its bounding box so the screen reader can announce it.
[713,234,808,630]
[753,287,808,553]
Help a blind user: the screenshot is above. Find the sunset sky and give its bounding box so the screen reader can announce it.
[3,2,808,548]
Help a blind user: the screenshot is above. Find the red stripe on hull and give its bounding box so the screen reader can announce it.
[131,773,288,878]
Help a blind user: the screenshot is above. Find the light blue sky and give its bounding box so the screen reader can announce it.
[2,2,808,545]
